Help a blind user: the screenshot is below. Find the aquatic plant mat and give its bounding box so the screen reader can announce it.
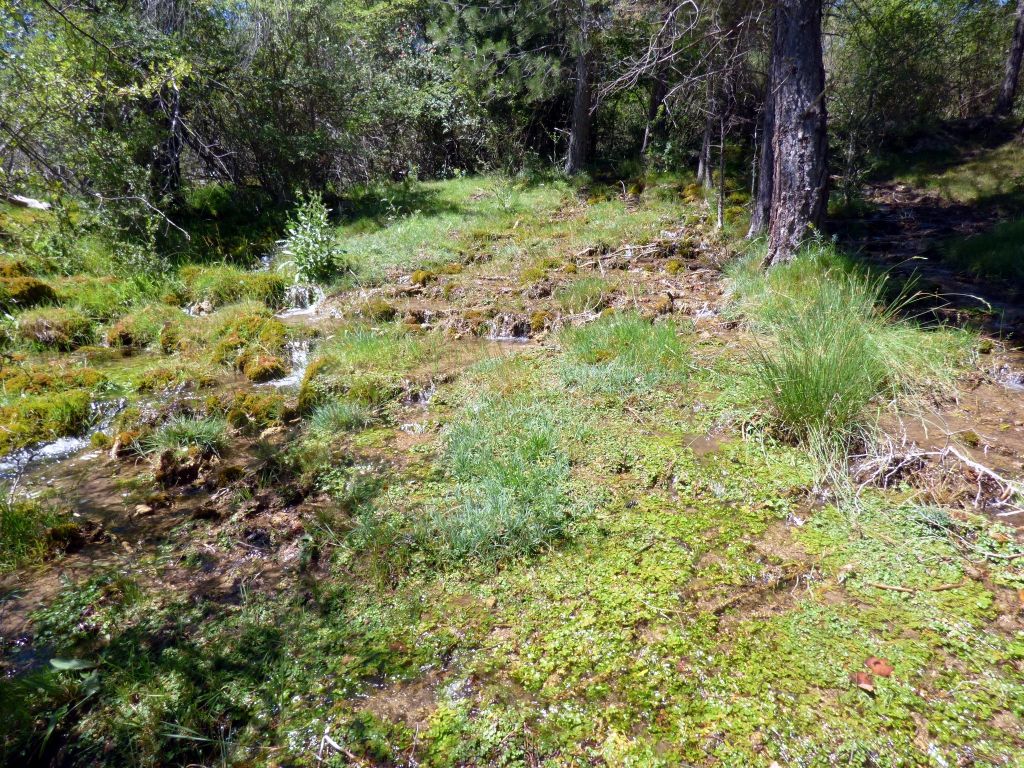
[1,174,1023,766]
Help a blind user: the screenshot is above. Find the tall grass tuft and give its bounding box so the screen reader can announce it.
[423,395,572,564]
[146,415,229,456]
[553,277,614,314]
[559,312,689,395]
[729,242,973,461]
[308,400,374,438]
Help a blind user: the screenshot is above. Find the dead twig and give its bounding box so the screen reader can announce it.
[866,581,966,594]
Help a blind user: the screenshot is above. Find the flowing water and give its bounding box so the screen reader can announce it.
[277,283,325,319]
[0,398,126,483]
[260,338,312,389]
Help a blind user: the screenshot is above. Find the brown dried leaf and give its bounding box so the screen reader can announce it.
[866,656,893,677]
[851,670,875,693]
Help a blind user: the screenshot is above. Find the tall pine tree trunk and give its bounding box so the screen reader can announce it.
[996,0,1024,116]
[748,51,776,238]
[764,0,827,267]
[565,7,593,177]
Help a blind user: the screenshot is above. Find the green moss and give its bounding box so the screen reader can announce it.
[224,390,288,432]
[180,264,287,309]
[241,354,287,383]
[0,388,93,453]
[206,302,287,373]
[131,362,219,393]
[0,259,30,278]
[0,362,104,396]
[16,307,94,350]
[359,296,398,321]
[411,269,436,286]
[0,277,56,310]
[530,310,552,332]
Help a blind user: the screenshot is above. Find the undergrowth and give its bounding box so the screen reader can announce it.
[729,242,973,464]
[559,312,690,395]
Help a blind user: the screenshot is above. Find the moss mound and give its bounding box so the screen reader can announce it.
[16,307,94,350]
[0,277,57,309]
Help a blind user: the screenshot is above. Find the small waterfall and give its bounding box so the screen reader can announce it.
[0,398,126,481]
[994,364,1024,391]
[277,283,324,319]
[486,313,531,342]
[259,339,311,389]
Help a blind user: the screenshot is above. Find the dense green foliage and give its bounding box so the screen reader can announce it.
[2,1,1024,766]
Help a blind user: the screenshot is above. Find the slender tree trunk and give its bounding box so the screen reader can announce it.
[748,54,776,238]
[696,112,713,188]
[995,0,1024,116]
[565,9,592,177]
[716,115,726,230]
[146,0,185,205]
[640,75,667,161]
[151,84,184,205]
[764,0,828,268]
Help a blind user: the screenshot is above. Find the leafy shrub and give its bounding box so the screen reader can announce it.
[278,192,348,284]
[559,313,689,394]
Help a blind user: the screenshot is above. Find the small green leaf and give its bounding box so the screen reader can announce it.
[49,657,97,671]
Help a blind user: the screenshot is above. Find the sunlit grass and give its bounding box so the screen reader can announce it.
[145,415,229,456]
[729,242,974,462]
[943,218,1024,289]
[559,312,689,395]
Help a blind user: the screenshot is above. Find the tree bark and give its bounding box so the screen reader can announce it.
[716,115,725,230]
[764,0,828,267]
[995,0,1024,116]
[640,75,667,161]
[748,55,775,238]
[151,84,184,205]
[565,13,592,176]
[696,112,713,188]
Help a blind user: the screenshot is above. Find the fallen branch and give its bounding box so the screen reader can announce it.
[866,581,965,594]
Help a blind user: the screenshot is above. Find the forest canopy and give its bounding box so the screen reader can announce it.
[1,0,1018,226]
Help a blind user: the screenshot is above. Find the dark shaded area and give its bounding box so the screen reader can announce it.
[833,132,1024,339]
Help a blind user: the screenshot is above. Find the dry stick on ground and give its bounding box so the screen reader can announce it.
[866,581,967,594]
